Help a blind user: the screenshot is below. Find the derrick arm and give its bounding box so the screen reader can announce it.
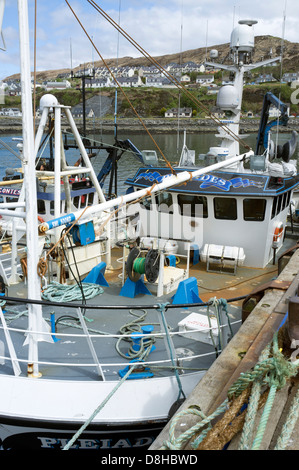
[255,92,289,155]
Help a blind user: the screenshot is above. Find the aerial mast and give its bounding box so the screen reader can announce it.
[18,0,51,377]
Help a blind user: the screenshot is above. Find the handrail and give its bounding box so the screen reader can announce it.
[0,313,241,378]
[0,318,241,338]
[0,293,247,310]
[0,292,242,380]
[0,308,241,381]
[0,350,219,370]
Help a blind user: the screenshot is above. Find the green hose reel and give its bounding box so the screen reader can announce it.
[126,247,160,283]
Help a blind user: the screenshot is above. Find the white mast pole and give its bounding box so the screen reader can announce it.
[18,0,46,377]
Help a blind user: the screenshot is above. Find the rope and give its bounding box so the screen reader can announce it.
[65,0,176,175]
[87,0,251,152]
[206,297,233,355]
[160,331,299,450]
[160,400,229,450]
[63,347,150,450]
[274,386,299,450]
[238,343,271,450]
[41,281,103,302]
[157,303,186,402]
[251,383,277,450]
[115,308,156,360]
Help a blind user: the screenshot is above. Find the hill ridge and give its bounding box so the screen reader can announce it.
[5,35,299,82]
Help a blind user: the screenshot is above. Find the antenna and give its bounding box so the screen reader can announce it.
[0,0,6,51]
[177,0,184,154]
[70,37,73,72]
[280,0,287,80]
[114,0,122,138]
[274,0,288,157]
[205,19,209,61]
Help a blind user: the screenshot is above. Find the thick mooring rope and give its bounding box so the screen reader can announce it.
[274,386,299,450]
[160,332,299,450]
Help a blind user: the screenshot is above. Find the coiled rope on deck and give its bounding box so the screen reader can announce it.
[115,308,157,360]
[160,331,299,450]
[41,281,103,302]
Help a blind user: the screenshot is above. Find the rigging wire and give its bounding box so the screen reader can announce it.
[87,0,251,152]
[33,0,37,132]
[114,0,122,138]
[65,0,176,175]
[176,0,184,155]
[274,0,287,158]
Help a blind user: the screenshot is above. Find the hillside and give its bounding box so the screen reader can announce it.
[6,35,299,82]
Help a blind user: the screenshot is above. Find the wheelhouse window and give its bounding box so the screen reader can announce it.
[271,191,291,219]
[243,198,266,221]
[37,199,46,214]
[156,192,173,214]
[177,194,208,218]
[214,197,237,220]
[140,196,153,211]
[271,196,277,219]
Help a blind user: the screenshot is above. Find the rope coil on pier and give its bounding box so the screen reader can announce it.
[160,331,299,451]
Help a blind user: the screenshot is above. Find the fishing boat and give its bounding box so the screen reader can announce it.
[0,1,298,451]
[126,20,298,272]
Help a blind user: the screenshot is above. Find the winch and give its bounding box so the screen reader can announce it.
[126,247,160,284]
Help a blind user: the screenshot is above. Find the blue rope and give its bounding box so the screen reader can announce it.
[157,303,186,401]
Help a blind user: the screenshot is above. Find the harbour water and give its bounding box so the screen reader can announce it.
[0,130,298,195]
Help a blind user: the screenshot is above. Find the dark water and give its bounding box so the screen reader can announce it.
[0,130,297,195]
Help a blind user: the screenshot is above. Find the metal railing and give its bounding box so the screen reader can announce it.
[0,296,242,380]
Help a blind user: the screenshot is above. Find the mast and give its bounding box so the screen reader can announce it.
[205,20,280,164]
[18,0,51,378]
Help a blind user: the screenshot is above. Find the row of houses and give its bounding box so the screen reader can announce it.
[42,73,216,90]
[1,74,213,95]
[0,107,22,116]
[67,61,206,79]
[3,66,298,96]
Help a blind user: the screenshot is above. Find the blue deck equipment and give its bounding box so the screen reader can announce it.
[172,277,202,307]
[119,275,152,298]
[82,261,109,287]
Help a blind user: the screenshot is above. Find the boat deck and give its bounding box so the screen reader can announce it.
[0,280,237,382]
[0,236,295,385]
[0,243,284,385]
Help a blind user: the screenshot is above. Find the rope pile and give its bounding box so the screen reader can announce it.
[41,281,103,302]
[160,331,299,450]
[116,308,156,361]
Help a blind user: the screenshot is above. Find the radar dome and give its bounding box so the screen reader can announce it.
[40,94,58,111]
[230,20,257,53]
[210,49,218,59]
[217,85,239,109]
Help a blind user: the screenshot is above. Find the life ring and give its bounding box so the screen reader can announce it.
[272,222,284,248]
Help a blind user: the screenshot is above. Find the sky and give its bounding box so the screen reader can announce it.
[0,0,298,80]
